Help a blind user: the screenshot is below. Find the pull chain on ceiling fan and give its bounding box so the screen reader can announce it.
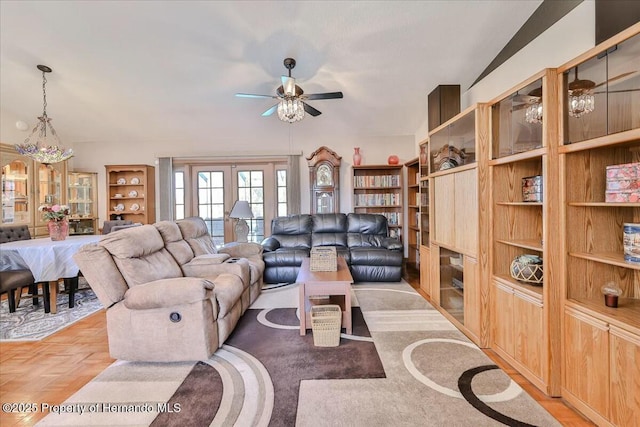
[235,58,343,123]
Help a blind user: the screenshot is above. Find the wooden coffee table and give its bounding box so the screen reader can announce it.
[297,257,353,336]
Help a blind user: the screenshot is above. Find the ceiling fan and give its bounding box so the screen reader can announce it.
[235,58,343,122]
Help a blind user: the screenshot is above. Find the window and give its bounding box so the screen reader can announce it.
[174,171,185,220]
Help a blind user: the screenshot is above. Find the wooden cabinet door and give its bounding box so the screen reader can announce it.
[493,282,514,357]
[609,326,640,427]
[419,246,431,297]
[513,290,544,380]
[564,308,609,417]
[433,174,455,246]
[464,256,480,339]
[454,168,477,255]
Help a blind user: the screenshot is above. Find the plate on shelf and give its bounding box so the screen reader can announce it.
[130,177,140,185]
[128,190,138,198]
[130,203,140,211]
[114,203,125,212]
[117,178,126,185]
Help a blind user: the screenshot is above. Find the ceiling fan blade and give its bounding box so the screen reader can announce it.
[236,93,278,99]
[303,102,322,117]
[261,104,278,117]
[304,92,344,100]
[281,76,296,96]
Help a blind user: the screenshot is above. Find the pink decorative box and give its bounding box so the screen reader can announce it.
[605,162,640,203]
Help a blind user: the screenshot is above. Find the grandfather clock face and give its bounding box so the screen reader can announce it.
[307,147,341,214]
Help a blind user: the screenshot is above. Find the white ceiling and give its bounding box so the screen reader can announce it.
[0,0,542,146]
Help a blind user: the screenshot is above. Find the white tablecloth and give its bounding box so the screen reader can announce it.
[0,235,101,282]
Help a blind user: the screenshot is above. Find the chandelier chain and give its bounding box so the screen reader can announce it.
[42,70,48,118]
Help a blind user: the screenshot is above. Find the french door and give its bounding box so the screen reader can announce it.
[190,163,282,246]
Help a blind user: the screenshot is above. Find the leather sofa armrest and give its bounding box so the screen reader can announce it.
[381,237,403,250]
[261,237,281,252]
[219,242,264,258]
[123,277,214,310]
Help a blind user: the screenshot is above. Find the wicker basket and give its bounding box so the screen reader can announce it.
[310,246,337,272]
[310,304,342,347]
[510,255,543,285]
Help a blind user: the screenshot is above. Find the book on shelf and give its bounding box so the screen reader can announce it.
[380,211,401,226]
[353,175,400,188]
[354,193,401,206]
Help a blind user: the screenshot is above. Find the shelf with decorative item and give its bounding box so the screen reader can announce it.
[429,106,477,173]
[558,24,640,425]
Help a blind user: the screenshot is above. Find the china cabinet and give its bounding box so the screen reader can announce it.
[105,165,156,225]
[487,68,562,396]
[352,164,403,241]
[1,143,68,237]
[67,171,98,235]
[558,26,640,425]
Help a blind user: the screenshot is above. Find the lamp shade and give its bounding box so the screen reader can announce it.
[229,200,253,219]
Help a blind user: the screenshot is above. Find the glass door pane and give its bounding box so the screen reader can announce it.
[193,166,233,247]
[236,169,265,243]
[2,158,31,225]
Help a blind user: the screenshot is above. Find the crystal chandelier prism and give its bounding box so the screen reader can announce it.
[568,67,595,118]
[15,65,73,165]
[277,96,305,123]
[524,87,543,124]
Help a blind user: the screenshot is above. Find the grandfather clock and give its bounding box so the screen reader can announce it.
[307,146,341,214]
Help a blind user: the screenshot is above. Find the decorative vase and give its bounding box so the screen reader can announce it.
[48,219,69,241]
[387,155,399,165]
[419,146,428,165]
[353,147,362,166]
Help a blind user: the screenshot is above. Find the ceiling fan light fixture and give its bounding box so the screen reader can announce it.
[568,67,596,118]
[524,87,543,124]
[15,65,73,165]
[277,97,305,123]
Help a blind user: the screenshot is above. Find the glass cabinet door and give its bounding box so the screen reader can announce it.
[1,156,31,225]
[36,163,65,227]
[68,171,97,235]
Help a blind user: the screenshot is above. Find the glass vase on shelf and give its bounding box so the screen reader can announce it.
[353,147,362,166]
[47,219,69,241]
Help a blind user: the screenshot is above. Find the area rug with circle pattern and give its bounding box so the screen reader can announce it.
[35,281,561,426]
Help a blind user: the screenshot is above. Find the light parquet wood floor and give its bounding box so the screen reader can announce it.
[0,274,595,427]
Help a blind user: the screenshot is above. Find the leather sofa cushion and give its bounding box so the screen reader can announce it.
[272,214,312,235]
[312,213,347,233]
[347,213,388,235]
[263,248,311,266]
[274,234,312,249]
[350,247,403,266]
[312,232,347,247]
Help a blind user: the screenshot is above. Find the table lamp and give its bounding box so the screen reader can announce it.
[229,200,253,242]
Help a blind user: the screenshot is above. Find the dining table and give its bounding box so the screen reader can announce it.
[0,234,101,314]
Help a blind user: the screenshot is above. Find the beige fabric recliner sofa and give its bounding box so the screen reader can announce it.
[73,217,264,362]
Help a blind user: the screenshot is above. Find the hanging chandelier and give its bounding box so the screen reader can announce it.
[277,96,305,123]
[568,67,595,118]
[15,65,73,165]
[524,87,543,124]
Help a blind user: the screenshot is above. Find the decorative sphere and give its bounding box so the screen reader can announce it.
[387,155,399,165]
